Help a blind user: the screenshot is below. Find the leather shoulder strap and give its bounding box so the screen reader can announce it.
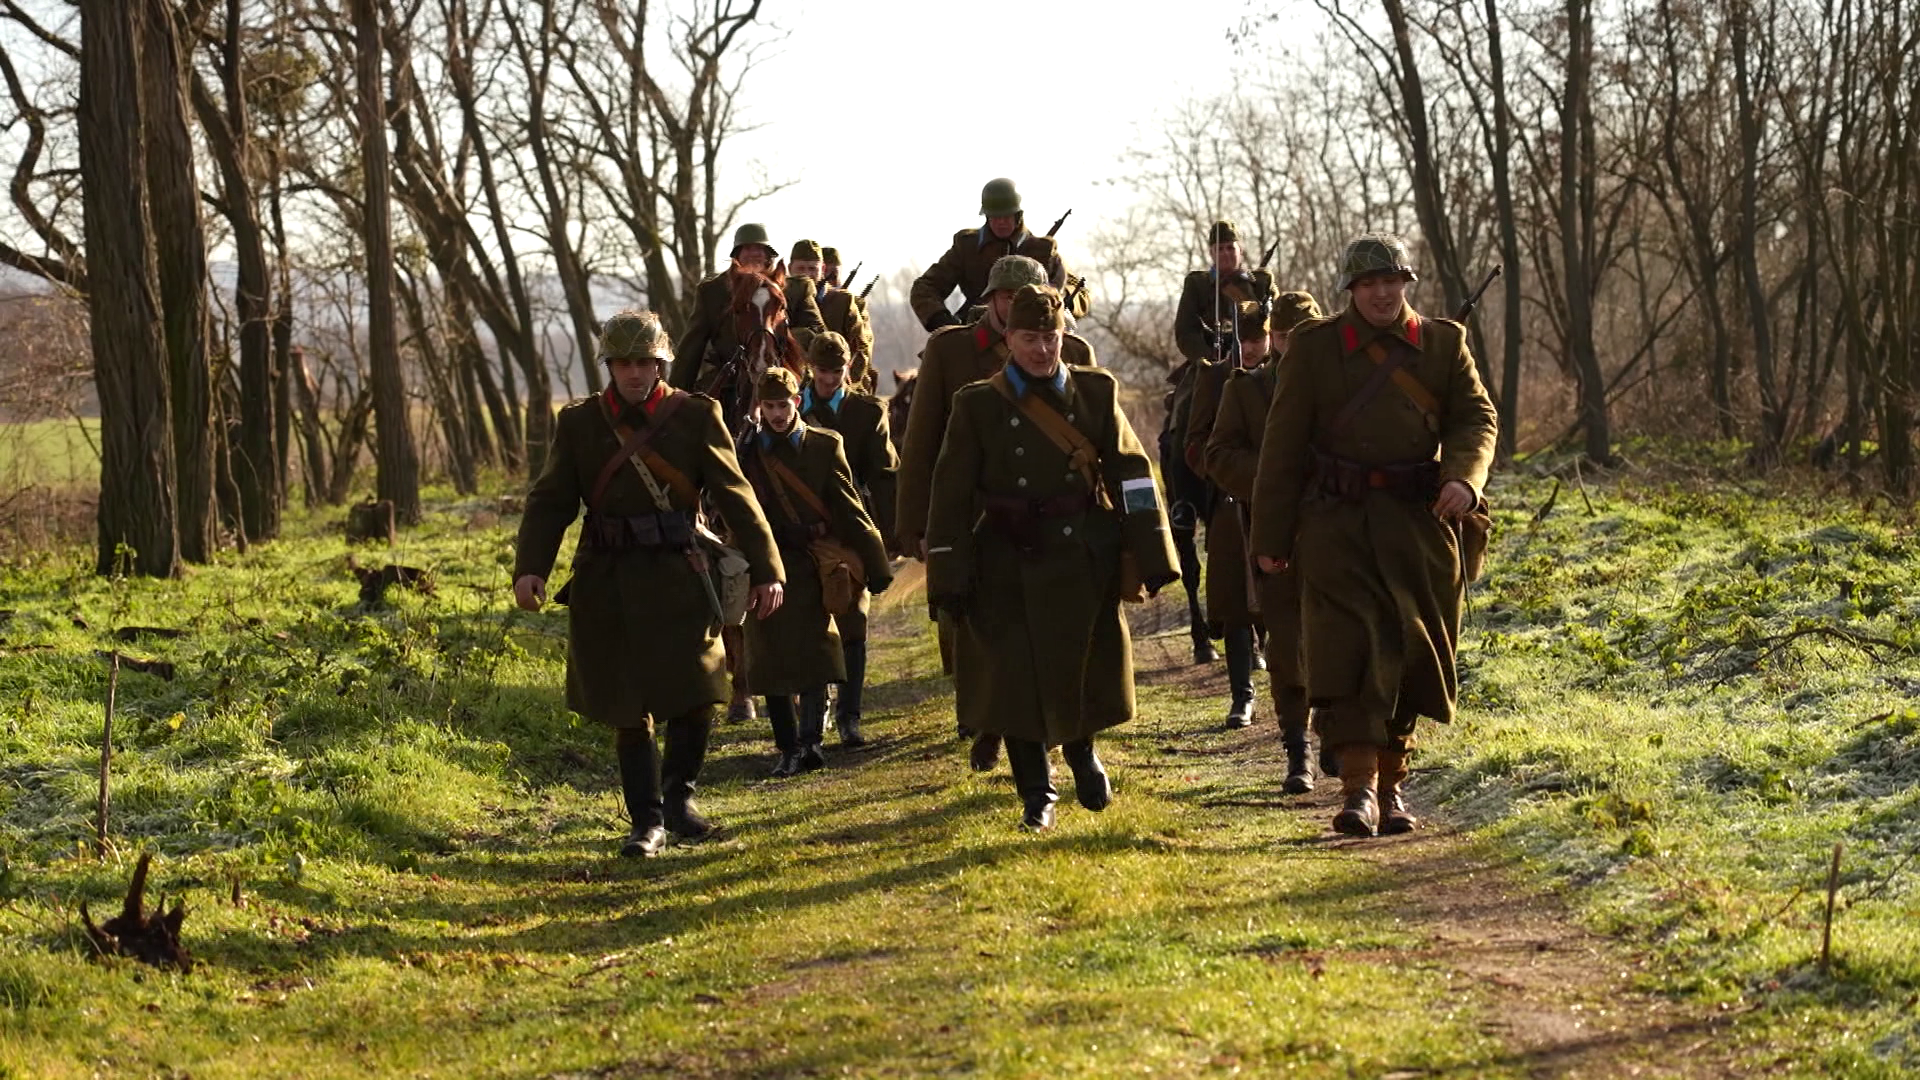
[765,451,831,522]
[591,390,689,510]
[986,371,1102,496]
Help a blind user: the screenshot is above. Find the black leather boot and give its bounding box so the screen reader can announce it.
[797,688,828,772]
[661,708,715,840]
[766,695,801,778]
[1060,738,1111,811]
[969,731,1002,772]
[1282,729,1315,795]
[616,727,667,857]
[1224,627,1256,728]
[1174,525,1217,664]
[836,640,869,747]
[1004,737,1058,830]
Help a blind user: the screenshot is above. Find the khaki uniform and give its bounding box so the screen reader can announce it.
[815,286,876,392]
[669,270,825,390]
[739,422,891,696]
[515,390,783,727]
[894,319,1094,550]
[909,227,1085,327]
[801,387,897,642]
[1248,304,1498,748]
[924,365,1178,746]
[1186,357,1255,631]
[1173,269,1276,364]
[1207,362,1301,687]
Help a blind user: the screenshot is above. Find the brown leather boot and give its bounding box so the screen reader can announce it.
[1378,748,1419,834]
[1331,745,1380,837]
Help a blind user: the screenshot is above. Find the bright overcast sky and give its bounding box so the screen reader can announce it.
[722,0,1289,280]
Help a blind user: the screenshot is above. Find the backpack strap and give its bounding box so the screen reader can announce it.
[591,391,691,510]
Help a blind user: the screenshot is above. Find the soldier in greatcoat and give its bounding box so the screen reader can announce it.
[798,332,898,746]
[925,285,1178,829]
[909,178,1089,331]
[513,311,785,856]
[739,366,892,777]
[1248,235,1498,836]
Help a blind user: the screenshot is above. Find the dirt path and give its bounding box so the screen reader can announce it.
[1134,628,1757,1079]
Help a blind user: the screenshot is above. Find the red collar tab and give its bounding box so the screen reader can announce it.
[974,324,992,350]
[641,380,669,415]
[1405,314,1422,347]
[602,383,624,418]
[605,381,669,418]
[1339,323,1360,354]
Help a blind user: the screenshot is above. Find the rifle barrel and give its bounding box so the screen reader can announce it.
[1453,265,1504,322]
[1047,209,1073,238]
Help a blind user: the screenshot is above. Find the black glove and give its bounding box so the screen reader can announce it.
[922,307,960,332]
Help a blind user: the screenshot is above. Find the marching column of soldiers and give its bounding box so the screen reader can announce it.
[513,176,1499,856]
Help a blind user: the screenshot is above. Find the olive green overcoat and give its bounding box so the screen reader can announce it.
[801,388,898,643]
[816,286,875,391]
[1188,358,1260,633]
[1247,304,1498,744]
[1172,268,1276,364]
[893,319,1092,551]
[924,363,1178,746]
[514,390,784,728]
[1205,363,1299,680]
[739,422,892,695]
[909,225,1087,327]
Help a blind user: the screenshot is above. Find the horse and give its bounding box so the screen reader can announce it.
[886,368,918,457]
[708,262,808,442]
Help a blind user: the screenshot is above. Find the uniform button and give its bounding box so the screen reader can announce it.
[1017,477,1028,488]
[1062,526,1074,536]
[1011,417,1021,427]
[1067,413,1075,422]
[1015,446,1025,456]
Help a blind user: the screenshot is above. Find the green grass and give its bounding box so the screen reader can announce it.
[0,418,98,487]
[0,454,1917,1076]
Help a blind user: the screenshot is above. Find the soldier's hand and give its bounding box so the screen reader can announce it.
[1256,556,1289,575]
[512,575,546,611]
[750,581,785,618]
[922,308,960,332]
[1432,480,1477,521]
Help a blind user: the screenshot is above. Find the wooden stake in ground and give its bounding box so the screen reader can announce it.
[1821,841,1843,972]
[96,649,118,855]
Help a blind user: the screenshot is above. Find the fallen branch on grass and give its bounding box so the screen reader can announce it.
[80,853,191,971]
[1698,624,1909,690]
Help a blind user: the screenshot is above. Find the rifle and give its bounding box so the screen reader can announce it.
[839,261,864,293]
[1258,241,1279,271]
[859,278,878,301]
[1046,209,1072,238]
[1454,265,1503,322]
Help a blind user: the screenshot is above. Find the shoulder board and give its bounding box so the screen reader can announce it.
[952,228,979,245]
[845,390,883,407]
[926,324,972,345]
[1289,314,1340,338]
[1018,235,1058,256]
[1185,269,1211,283]
[687,391,720,407]
[1069,364,1116,387]
[1424,316,1466,334]
[559,395,599,414]
[805,425,845,445]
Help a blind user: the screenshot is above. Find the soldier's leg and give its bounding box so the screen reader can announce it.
[797,687,829,772]
[1059,738,1111,812]
[1274,682,1315,794]
[614,721,667,858]
[1318,698,1386,837]
[766,694,800,778]
[723,625,756,724]
[1223,626,1257,729]
[1170,504,1216,664]
[661,704,718,840]
[1251,625,1268,672]
[1003,737,1058,831]
[836,597,870,747]
[1377,713,1420,834]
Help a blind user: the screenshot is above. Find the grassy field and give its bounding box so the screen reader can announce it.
[0,452,1917,1077]
[0,418,98,488]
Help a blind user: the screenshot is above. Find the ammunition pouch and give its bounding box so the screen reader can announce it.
[981,492,1094,555]
[1309,449,1441,505]
[771,519,830,552]
[578,510,696,553]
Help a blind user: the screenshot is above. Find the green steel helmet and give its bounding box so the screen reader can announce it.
[731,222,776,258]
[986,254,1048,295]
[1337,233,1419,291]
[597,310,671,361]
[979,177,1022,216]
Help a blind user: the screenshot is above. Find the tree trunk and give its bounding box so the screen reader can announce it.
[138,0,214,564]
[354,0,421,524]
[79,0,178,578]
[1486,0,1522,457]
[1559,0,1611,464]
[289,346,331,505]
[1732,0,1785,461]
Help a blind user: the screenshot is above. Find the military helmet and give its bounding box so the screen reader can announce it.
[596,310,671,361]
[790,239,823,264]
[756,365,800,401]
[1008,284,1066,332]
[1207,220,1239,246]
[808,331,851,372]
[1337,233,1419,291]
[1272,290,1323,334]
[979,177,1022,217]
[731,223,777,260]
[987,254,1049,295]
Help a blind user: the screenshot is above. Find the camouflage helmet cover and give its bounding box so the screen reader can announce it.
[597,310,671,361]
[1338,233,1419,291]
[756,365,800,401]
[1007,284,1066,332]
[731,222,777,259]
[979,177,1022,216]
[986,254,1049,295]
